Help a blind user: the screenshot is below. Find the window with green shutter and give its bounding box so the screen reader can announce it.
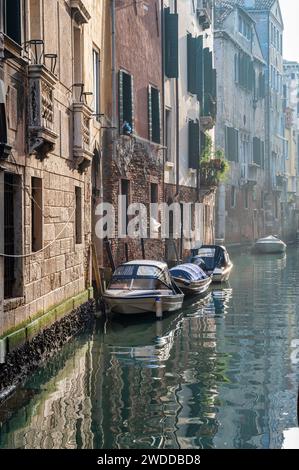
[225,126,239,162]
[164,8,179,79]
[148,85,161,144]
[195,35,203,103]
[119,70,134,134]
[187,33,197,94]
[188,119,200,169]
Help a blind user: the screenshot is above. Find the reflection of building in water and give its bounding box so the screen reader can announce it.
[2,343,94,449]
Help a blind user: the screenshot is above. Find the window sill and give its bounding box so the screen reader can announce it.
[4,297,24,312]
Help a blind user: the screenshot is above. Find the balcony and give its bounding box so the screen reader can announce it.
[200,93,216,130]
[70,0,91,25]
[200,159,228,189]
[28,64,58,159]
[72,101,93,173]
[246,163,259,186]
[274,174,287,192]
[197,0,213,30]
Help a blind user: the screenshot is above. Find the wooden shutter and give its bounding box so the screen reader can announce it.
[195,35,203,103]
[188,120,199,169]
[253,137,260,165]
[151,87,161,144]
[118,71,124,131]
[148,85,152,141]
[203,48,213,116]
[226,127,238,162]
[187,34,196,94]
[164,8,179,78]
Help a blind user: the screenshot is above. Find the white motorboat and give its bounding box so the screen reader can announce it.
[169,263,212,296]
[191,245,234,283]
[103,260,184,315]
[254,235,287,254]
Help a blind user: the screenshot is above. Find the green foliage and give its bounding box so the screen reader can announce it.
[199,134,230,185]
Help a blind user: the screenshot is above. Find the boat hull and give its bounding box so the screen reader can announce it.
[208,263,233,283]
[103,291,184,315]
[171,277,212,295]
[254,242,286,254]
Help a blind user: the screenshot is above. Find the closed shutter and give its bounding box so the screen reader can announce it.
[261,141,265,168]
[148,85,152,141]
[118,71,124,131]
[164,8,179,78]
[203,48,213,115]
[253,137,260,165]
[188,120,199,169]
[200,131,206,159]
[195,35,203,103]
[149,86,161,144]
[226,127,239,162]
[187,34,196,94]
[211,68,217,118]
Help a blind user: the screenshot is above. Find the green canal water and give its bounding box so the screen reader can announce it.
[0,248,299,449]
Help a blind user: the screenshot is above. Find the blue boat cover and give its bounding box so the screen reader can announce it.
[170,264,208,281]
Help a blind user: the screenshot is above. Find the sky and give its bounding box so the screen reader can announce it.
[280,0,299,62]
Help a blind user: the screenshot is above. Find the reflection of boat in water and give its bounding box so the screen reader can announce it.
[103,260,184,315]
[190,245,233,283]
[169,263,212,296]
[254,235,287,254]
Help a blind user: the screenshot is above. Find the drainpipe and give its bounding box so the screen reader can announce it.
[111,0,117,160]
[174,0,179,197]
[161,1,165,207]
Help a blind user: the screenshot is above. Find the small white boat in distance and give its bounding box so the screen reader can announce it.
[103,260,184,315]
[191,245,233,283]
[254,236,287,254]
[170,263,212,296]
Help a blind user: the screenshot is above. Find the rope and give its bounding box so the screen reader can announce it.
[0,204,76,259]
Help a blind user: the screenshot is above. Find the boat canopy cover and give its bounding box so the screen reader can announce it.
[113,263,172,287]
[192,245,227,270]
[170,264,208,281]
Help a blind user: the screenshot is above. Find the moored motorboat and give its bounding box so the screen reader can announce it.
[254,235,287,254]
[191,245,233,283]
[103,260,184,315]
[169,263,212,296]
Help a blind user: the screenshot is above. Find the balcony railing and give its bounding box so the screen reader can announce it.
[72,101,93,173]
[197,0,213,30]
[247,163,258,185]
[28,63,58,159]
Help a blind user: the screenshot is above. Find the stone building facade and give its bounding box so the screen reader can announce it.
[163,0,217,261]
[0,0,110,360]
[283,61,299,238]
[214,0,267,244]
[102,0,165,267]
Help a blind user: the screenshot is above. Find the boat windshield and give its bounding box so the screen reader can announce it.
[109,278,169,290]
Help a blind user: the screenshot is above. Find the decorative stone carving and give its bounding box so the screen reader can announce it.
[28,64,58,160]
[70,0,91,25]
[72,102,93,173]
[0,33,4,60]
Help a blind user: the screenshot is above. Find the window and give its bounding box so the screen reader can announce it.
[73,26,82,101]
[31,177,43,252]
[120,179,130,235]
[164,7,179,78]
[151,182,158,204]
[148,85,161,143]
[3,0,22,45]
[261,191,264,209]
[75,186,82,244]
[0,82,7,144]
[4,173,23,299]
[187,34,203,99]
[119,70,133,133]
[239,14,251,40]
[231,187,236,209]
[93,49,100,121]
[225,126,239,162]
[244,189,249,209]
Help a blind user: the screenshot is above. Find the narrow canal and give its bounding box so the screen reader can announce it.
[0,247,299,449]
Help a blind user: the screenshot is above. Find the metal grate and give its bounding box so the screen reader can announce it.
[4,173,15,298]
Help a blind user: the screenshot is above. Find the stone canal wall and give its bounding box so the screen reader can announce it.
[0,291,95,399]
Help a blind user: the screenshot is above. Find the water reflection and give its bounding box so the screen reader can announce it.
[0,248,299,449]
